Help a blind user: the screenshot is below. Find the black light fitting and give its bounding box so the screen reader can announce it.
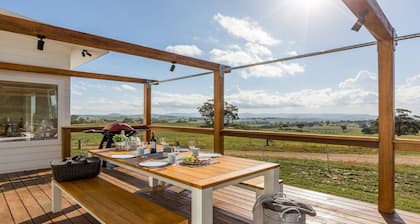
[81,49,92,57]
[37,35,45,51]
[170,62,176,72]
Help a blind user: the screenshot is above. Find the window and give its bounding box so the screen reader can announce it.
[0,80,58,142]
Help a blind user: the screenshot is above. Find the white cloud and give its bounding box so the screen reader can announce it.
[111,84,137,92]
[151,71,379,114]
[208,13,303,79]
[213,13,280,46]
[120,84,137,92]
[71,90,83,96]
[165,44,203,57]
[339,70,377,90]
[210,44,304,79]
[71,96,143,115]
[287,51,298,56]
[396,74,420,113]
[152,91,209,114]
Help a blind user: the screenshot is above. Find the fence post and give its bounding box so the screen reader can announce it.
[213,65,225,154]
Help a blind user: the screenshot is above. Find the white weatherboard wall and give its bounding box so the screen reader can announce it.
[0,22,107,173]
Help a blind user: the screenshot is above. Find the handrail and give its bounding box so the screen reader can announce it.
[222,129,379,148]
[62,125,148,133]
[394,138,420,151]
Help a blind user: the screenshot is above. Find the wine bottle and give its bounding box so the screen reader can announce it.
[150,132,157,154]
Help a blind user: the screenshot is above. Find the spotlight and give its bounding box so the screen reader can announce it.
[81,49,92,57]
[351,10,367,32]
[170,62,176,72]
[37,35,45,51]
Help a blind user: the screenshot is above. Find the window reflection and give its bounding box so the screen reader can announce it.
[0,80,58,142]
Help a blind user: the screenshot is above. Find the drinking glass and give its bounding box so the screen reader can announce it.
[160,137,166,145]
[188,140,196,150]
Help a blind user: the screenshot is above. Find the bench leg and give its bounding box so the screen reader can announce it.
[279,182,284,195]
[191,187,213,224]
[264,168,280,195]
[51,182,62,213]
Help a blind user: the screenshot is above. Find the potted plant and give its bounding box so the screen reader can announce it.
[113,133,128,151]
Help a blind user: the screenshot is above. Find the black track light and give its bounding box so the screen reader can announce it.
[351,19,363,32]
[170,62,176,72]
[81,49,92,57]
[351,10,367,32]
[37,35,45,51]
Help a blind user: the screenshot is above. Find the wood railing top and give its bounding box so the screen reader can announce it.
[222,128,379,148]
[62,125,148,132]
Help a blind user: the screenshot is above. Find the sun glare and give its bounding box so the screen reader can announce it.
[288,0,334,13]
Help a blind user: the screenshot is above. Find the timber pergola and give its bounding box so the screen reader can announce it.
[1,0,419,219]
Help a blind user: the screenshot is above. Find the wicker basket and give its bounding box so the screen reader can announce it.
[51,156,101,182]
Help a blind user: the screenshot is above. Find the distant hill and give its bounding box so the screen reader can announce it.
[73,112,376,121]
[237,113,377,121]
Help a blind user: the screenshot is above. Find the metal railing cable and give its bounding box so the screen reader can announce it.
[155,32,420,84]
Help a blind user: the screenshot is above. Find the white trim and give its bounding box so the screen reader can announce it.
[0,70,70,148]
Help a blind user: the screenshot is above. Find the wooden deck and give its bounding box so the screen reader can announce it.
[0,168,419,224]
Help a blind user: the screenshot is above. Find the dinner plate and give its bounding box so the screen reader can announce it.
[175,148,189,152]
[139,161,168,167]
[199,153,222,158]
[111,154,136,159]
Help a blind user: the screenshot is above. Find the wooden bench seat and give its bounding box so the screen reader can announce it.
[238,176,283,194]
[52,177,188,224]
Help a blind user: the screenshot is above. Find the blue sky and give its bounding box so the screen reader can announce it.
[2,0,420,116]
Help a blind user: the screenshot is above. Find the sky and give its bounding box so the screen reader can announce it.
[2,0,420,116]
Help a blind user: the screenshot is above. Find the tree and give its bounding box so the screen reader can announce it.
[296,123,304,129]
[395,108,420,136]
[197,99,239,127]
[361,108,420,136]
[340,124,347,133]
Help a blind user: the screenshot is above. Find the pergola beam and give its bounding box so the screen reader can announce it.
[0,61,156,84]
[0,14,222,71]
[343,0,393,40]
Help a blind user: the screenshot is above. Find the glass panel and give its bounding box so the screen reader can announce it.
[0,80,58,142]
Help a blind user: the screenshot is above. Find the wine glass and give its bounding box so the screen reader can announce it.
[188,140,196,150]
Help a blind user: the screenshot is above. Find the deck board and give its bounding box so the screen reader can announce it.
[0,168,418,224]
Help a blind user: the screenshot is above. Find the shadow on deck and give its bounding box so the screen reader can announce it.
[0,168,418,224]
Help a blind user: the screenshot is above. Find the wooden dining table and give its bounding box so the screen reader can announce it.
[89,148,280,224]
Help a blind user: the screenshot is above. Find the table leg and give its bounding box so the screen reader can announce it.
[191,187,213,224]
[264,168,280,195]
[149,176,158,187]
[51,182,62,213]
